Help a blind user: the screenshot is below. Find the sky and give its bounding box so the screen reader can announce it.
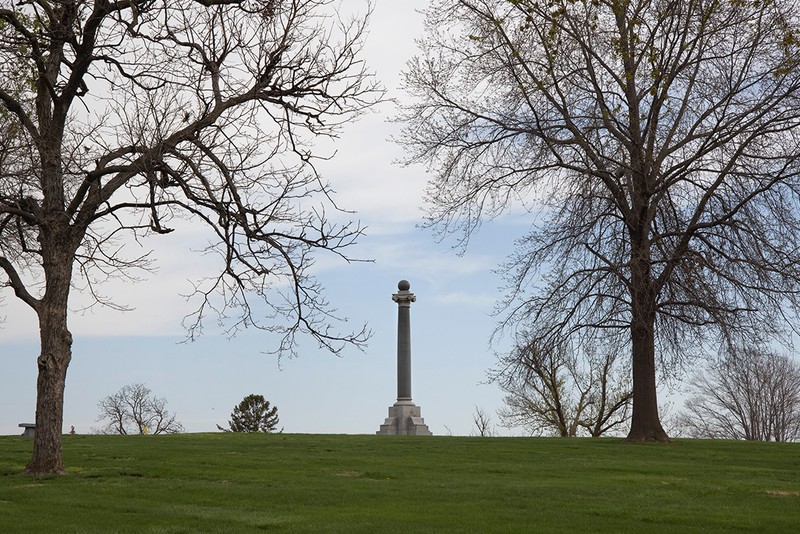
[0,1,530,437]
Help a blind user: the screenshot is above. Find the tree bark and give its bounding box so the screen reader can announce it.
[624,210,669,442]
[24,233,74,475]
[626,266,669,442]
[626,318,668,441]
[25,321,71,474]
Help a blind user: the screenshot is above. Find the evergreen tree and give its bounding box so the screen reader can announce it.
[219,395,280,433]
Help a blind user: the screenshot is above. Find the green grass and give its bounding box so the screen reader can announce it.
[0,434,798,532]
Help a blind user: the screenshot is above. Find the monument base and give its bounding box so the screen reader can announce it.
[377,401,432,436]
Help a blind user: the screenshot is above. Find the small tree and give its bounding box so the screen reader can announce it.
[471,405,495,437]
[95,383,183,435]
[495,339,631,437]
[219,394,280,433]
[678,348,800,442]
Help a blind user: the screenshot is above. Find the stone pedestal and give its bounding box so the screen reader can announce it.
[377,401,432,436]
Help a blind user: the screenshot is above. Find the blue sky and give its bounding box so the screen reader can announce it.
[1,1,530,437]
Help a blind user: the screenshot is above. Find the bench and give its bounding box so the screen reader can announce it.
[19,423,35,438]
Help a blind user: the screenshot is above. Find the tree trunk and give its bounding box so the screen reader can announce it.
[626,288,669,442]
[25,309,73,474]
[24,239,74,475]
[625,222,669,442]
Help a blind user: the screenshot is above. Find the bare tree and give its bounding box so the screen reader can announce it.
[678,348,800,442]
[95,383,184,435]
[471,405,495,437]
[0,0,380,474]
[495,339,631,437]
[400,0,800,441]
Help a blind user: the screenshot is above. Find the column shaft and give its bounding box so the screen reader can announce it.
[397,303,412,401]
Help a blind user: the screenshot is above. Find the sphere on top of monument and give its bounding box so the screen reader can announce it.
[398,279,410,291]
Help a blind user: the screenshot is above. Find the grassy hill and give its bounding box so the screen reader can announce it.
[1,433,798,532]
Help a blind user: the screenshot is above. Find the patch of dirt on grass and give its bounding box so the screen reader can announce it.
[763,489,800,497]
[334,470,363,478]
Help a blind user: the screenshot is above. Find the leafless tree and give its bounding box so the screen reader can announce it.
[678,348,800,442]
[471,405,495,437]
[0,0,380,474]
[495,338,631,437]
[400,0,800,442]
[95,383,184,435]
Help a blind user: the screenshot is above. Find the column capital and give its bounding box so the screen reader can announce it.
[392,291,416,306]
[392,279,416,307]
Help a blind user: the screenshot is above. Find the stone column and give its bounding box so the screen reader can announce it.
[377,280,432,436]
[393,279,415,402]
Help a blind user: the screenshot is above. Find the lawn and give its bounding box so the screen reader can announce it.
[0,433,798,532]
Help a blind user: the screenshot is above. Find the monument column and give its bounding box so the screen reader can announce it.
[393,280,415,402]
[377,280,432,435]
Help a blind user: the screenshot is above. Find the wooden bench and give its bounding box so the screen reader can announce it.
[19,423,35,438]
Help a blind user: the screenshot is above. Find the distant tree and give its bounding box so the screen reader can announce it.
[401,0,800,443]
[95,383,183,435]
[471,405,495,437]
[0,0,378,474]
[678,349,800,442]
[219,394,280,433]
[495,339,631,437]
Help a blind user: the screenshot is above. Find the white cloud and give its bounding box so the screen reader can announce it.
[435,291,497,308]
